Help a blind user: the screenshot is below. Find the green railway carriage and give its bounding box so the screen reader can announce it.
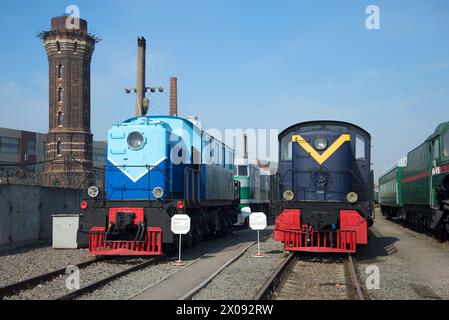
[379,122,449,236]
[234,164,270,211]
[233,162,271,226]
[379,161,405,218]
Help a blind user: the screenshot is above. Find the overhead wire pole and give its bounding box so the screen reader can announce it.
[135,36,146,116]
[125,36,164,116]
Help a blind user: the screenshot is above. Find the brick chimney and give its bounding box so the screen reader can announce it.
[169,77,178,116]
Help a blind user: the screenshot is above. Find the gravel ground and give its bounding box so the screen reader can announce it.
[192,237,286,300]
[78,259,179,300]
[0,246,92,287]
[275,255,348,300]
[388,218,449,252]
[3,258,149,300]
[356,228,443,300]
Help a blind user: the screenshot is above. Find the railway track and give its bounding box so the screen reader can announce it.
[255,253,365,300]
[0,258,103,299]
[0,256,162,300]
[57,257,162,300]
[128,236,270,300]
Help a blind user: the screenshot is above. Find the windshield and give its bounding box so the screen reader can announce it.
[238,166,248,176]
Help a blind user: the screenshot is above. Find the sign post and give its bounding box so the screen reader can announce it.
[249,212,267,258]
[171,214,191,266]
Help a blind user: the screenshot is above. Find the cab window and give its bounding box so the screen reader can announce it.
[444,130,449,158]
[280,133,293,161]
[433,139,440,159]
[355,135,366,159]
[238,166,248,176]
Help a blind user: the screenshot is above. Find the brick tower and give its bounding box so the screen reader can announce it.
[40,16,98,188]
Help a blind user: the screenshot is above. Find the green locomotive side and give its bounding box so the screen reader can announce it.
[380,121,449,233]
[402,142,431,205]
[402,122,449,207]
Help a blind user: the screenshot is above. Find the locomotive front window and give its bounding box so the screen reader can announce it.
[443,130,449,158]
[280,134,293,161]
[355,134,366,159]
[238,166,248,176]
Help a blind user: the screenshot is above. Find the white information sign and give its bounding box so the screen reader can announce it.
[171,215,191,235]
[249,212,267,231]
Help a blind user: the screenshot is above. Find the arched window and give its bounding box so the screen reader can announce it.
[74,41,78,53]
[57,112,63,126]
[58,87,63,102]
[58,64,62,79]
[57,141,61,155]
[56,41,61,52]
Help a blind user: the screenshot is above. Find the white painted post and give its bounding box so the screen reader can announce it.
[249,212,267,258]
[171,214,191,266]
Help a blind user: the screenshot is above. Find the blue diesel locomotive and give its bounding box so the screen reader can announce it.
[78,115,239,256]
[274,121,374,253]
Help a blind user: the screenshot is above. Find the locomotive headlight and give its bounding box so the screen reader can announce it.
[347,192,358,204]
[88,186,99,198]
[314,137,328,151]
[127,131,145,150]
[153,187,164,199]
[283,190,295,201]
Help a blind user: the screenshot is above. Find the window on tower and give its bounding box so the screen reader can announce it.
[57,112,63,126]
[74,41,78,53]
[58,64,62,79]
[56,41,61,52]
[58,87,63,102]
[57,141,62,155]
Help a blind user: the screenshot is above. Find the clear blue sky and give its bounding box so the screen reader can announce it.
[0,0,448,180]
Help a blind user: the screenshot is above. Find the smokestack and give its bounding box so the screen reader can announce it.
[169,77,178,116]
[244,134,248,159]
[136,37,146,116]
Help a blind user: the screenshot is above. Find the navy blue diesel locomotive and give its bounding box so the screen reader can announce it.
[274,121,374,253]
[77,115,239,256]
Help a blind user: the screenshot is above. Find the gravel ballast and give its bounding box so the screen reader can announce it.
[192,237,286,300]
[275,256,348,300]
[0,246,92,288]
[4,258,149,300]
[78,260,179,300]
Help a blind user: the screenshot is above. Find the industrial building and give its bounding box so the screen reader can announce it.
[0,127,106,180]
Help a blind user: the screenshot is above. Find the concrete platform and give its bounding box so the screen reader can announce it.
[368,212,449,298]
[132,227,273,300]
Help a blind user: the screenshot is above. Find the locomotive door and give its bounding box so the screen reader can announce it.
[430,138,440,209]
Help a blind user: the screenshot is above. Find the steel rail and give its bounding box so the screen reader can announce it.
[254,254,296,300]
[347,253,365,300]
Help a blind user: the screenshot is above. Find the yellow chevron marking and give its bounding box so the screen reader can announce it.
[292,134,351,165]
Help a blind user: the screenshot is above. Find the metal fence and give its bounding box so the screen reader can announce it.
[0,157,104,189]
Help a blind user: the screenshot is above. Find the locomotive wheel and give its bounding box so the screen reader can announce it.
[163,243,175,256]
[434,224,448,241]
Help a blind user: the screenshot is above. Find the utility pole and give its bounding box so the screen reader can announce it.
[125,37,164,117]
